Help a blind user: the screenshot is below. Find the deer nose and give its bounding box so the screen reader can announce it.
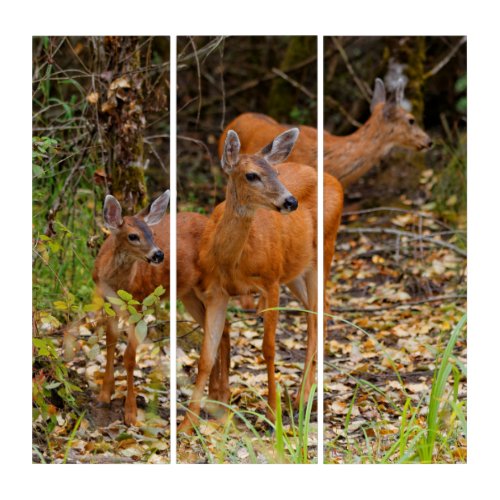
[151,250,164,263]
[427,139,434,148]
[283,196,298,212]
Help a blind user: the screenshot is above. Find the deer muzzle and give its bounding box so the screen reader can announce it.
[148,249,164,264]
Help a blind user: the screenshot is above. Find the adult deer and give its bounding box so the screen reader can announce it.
[93,192,230,425]
[219,79,433,188]
[178,128,343,433]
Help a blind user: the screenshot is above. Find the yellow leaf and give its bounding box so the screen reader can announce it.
[86,91,99,104]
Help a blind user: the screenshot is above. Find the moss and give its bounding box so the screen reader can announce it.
[110,164,148,213]
[432,131,467,224]
[267,36,316,123]
[402,37,426,123]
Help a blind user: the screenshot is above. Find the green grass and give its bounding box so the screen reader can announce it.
[324,313,467,463]
[178,382,317,464]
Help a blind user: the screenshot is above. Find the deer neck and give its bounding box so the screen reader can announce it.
[211,179,255,270]
[100,238,138,292]
[324,112,394,187]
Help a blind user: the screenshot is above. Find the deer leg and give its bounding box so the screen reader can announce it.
[123,324,139,426]
[323,241,335,343]
[178,292,229,434]
[207,321,231,418]
[98,317,118,404]
[262,283,280,422]
[239,293,256,311]
[181,290,231,412]
[287,276,309,307]
[294,268,318,409]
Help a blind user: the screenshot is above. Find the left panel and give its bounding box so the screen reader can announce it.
[32,36,171,463]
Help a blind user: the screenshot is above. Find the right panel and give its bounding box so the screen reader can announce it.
[323,36,467,463]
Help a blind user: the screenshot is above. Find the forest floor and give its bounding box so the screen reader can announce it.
[176,293,317,463]
[324,204,466,463]
[32,323,170,464]
[175,164,467,463]
[32,165,466,465]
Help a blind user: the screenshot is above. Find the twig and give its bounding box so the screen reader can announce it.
[177,36,226,67]
[342,206,458,231]
[144,138,168,174]
[328,294,466,313]
[186,52,318,112]
[271,68,316,100]
[341,227,467,257]
[65,36,91,74]
[325,95,362,128]
[44,135,93,237]
[176,134,214,166]
[219,38,226,132]
[331,37,371,103]
[424,36,466,79]
[188,37,203,126]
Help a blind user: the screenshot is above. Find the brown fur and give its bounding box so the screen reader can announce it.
[93,207,219,425]
[219,105,432,188]
[178,138,344,433]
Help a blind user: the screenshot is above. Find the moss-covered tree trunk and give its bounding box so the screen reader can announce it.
[267,36,316,123]
[90,36,148,214]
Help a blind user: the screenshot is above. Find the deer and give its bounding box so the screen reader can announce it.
[93,190,231,425]
[178,128,343,434]
[93,190,170,426]
[219,78,433,189]
[220,78,431,311]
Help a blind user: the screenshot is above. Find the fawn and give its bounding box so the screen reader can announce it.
[93,190,170,425]
[178,129,343,433]
[219,78,432,188]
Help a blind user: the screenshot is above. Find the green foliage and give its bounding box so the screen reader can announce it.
[32,136,58,179]
[418,313,467,462]
[32,337,81,431]
[454,73,467,113]
[103,285,166,342]
[180,382,317,464]
[289,102,315,125]
[324,314,467,463]
[432,120,467,223]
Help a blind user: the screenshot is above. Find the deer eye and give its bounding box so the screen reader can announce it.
[245,172,260,182]
[408,117,415,125]
[128,234,140,242]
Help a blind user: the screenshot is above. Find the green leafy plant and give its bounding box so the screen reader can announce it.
[323,313,467,463]
[103,285,166,342]
[32,337,81,430]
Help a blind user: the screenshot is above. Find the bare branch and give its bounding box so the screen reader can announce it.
[331,36,372,103]
[271,68,316,100]
[424,36,466,79]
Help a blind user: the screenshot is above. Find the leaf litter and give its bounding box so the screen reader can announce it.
[324,207,466,463]
[33,313,170,464]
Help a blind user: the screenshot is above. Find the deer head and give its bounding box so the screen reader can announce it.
[370,78,433,152]
[221,129,300,215]
[103,190,170,264]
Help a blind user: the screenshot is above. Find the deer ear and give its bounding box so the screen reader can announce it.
[370,78,386,112]
[221,130,241,173]
[259,128,299,165]
[143,190,170,226]
[103,195,123,230]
